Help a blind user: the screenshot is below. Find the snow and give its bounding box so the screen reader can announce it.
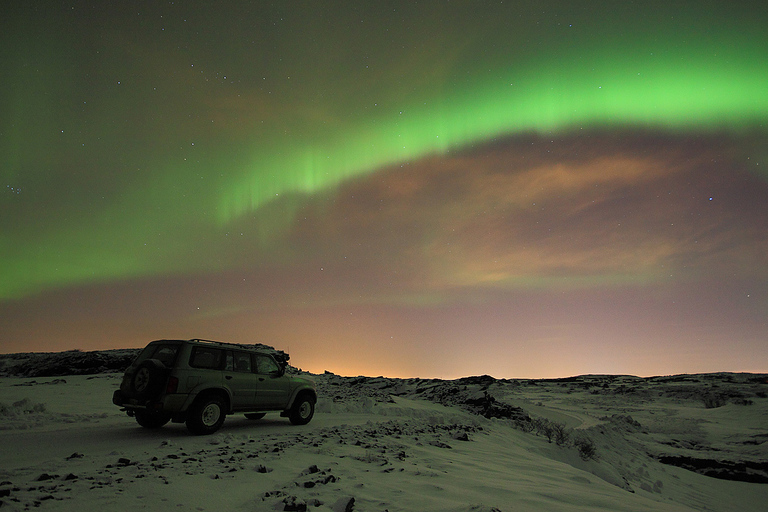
[1,371,767,511]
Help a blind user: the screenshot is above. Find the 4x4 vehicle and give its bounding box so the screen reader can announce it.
[113,339,317,435]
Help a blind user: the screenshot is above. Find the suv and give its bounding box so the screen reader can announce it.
[113,339,317,435]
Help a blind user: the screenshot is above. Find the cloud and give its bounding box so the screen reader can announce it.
[277,132,768,301]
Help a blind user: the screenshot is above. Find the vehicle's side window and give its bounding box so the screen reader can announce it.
[233,352,252,373]
[255,355,279,375]
[224,351,253,372]
[189,347,224,369]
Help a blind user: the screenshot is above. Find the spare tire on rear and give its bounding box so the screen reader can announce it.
[130,359,169,399]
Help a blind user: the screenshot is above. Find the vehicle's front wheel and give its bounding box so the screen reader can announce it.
[288,394,315,425]
[134,411,171,429]
[186,394,227,435]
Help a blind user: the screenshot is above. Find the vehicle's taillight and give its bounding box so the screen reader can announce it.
[166,376,179,394]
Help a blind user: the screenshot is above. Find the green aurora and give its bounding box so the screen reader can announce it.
[217,39,768,223]
[2,1,767,301]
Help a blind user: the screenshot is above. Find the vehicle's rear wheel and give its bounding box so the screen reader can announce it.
[244,412,266,420]
[186,394,227,435]
[288,394,315,425]
[134,411,171,429]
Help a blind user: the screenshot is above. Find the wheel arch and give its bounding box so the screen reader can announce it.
[186,387,232,414]
[288,387,317,409]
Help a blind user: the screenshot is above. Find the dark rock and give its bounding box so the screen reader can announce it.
[457,375,497,387]
[282,496,307,511]
[452,432,470,441]
[303,465,320,475]
[331,496,355,512]
[656,455,768,484]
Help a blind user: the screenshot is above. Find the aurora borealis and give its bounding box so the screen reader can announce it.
[2,1,767,378]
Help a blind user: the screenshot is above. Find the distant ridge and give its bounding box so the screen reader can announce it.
[0,342,284,378]
[0,349,141,377]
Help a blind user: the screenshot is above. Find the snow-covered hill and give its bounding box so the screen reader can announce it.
[0,351,766,511]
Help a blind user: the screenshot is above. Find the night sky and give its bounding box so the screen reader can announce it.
[2,1,767,378]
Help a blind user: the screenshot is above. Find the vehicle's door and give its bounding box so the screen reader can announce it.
[185,346,224,394]
[253,355,292,408]
[223,350,259,410]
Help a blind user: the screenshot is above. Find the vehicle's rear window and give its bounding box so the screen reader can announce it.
[135,343,180,367]
[189,347,224,370]
[153,345,180,366]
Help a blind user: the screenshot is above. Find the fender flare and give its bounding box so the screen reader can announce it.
[180,386,233,414]
[287,387,317,410]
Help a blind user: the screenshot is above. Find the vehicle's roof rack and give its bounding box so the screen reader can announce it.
[188,339,290,362]
[189,338,253,349]
[150,338,289,362]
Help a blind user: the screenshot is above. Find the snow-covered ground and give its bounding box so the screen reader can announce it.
[1,369,766,511]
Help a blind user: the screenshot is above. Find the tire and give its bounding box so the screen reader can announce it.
[186,394,227,435]
[244,412,266,420]
[135,411,171,429]
[288,394,315,425]
[130,359,168,399]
